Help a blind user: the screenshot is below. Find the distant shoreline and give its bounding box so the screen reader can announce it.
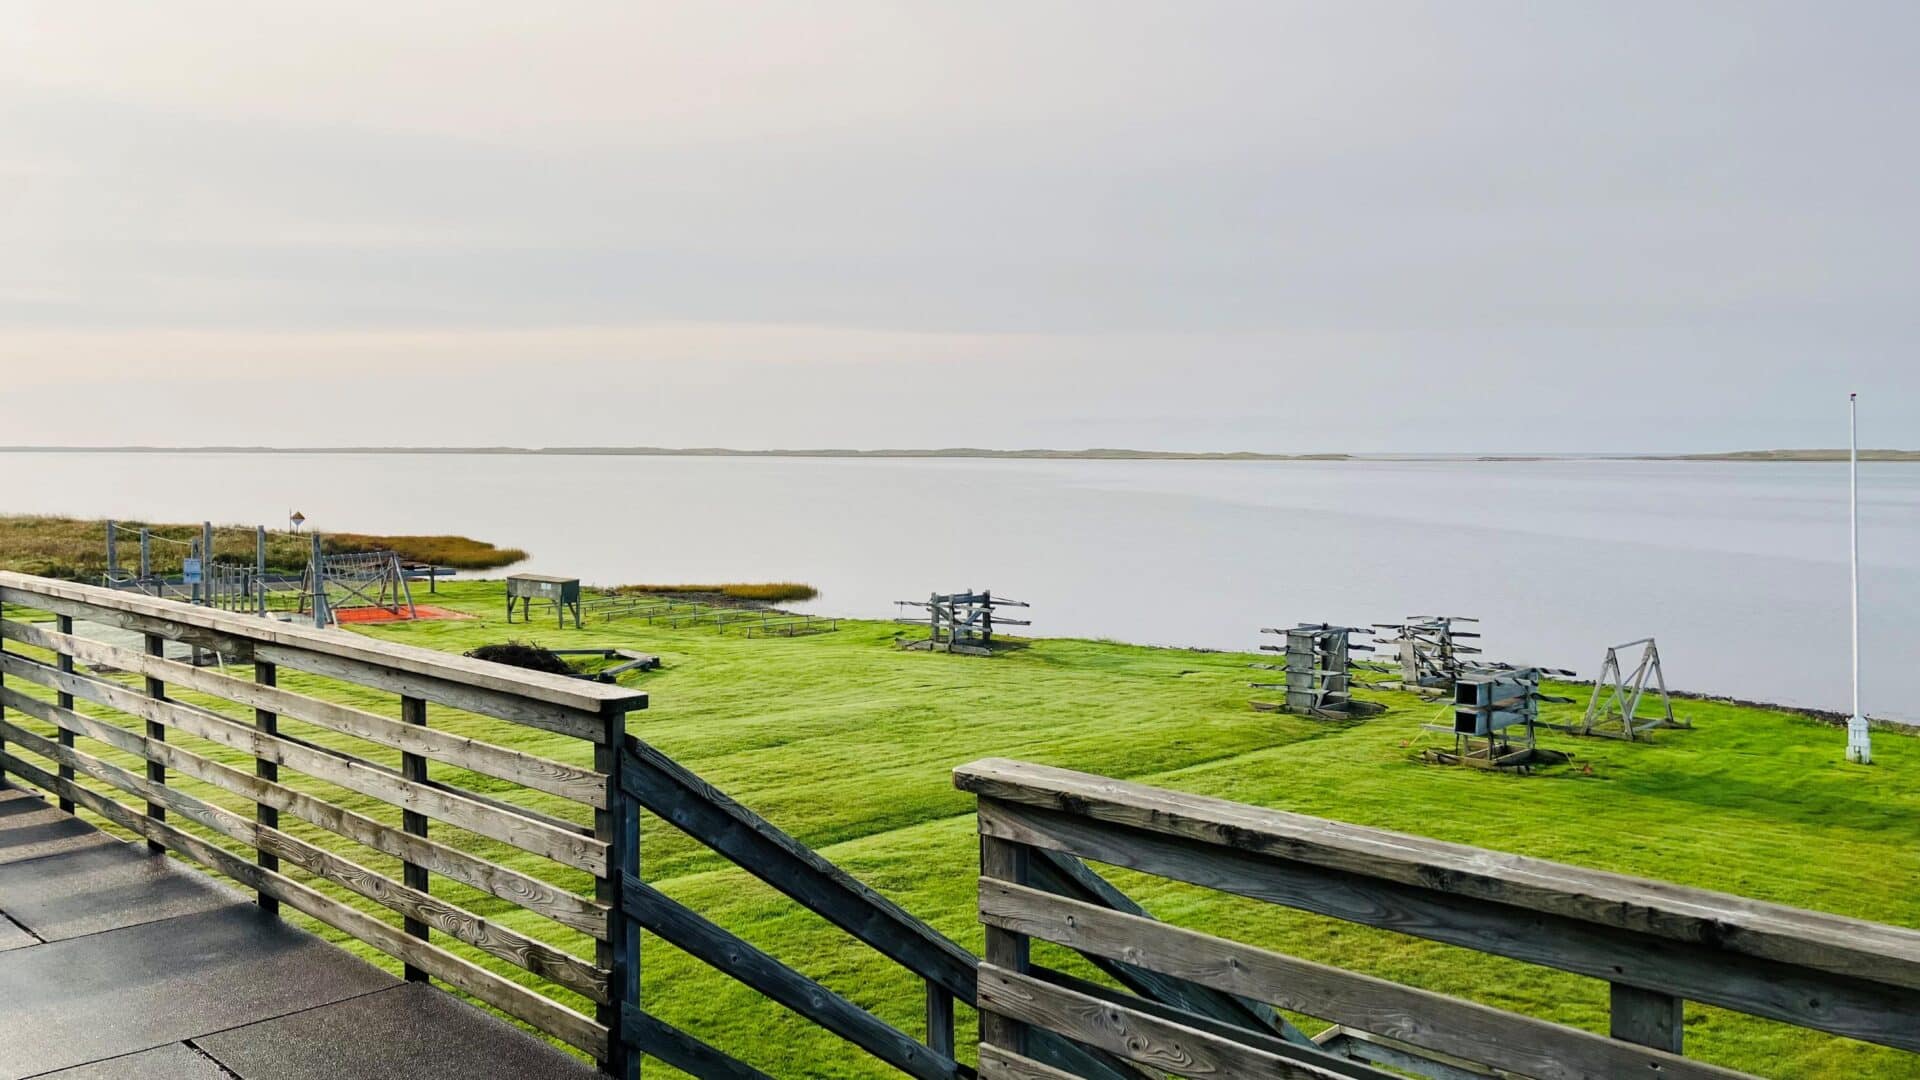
[0,446,1914,463]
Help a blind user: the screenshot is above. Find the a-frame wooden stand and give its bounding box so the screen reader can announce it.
[1574,638,1689,741]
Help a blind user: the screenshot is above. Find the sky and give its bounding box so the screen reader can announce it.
[2,1,1915,453]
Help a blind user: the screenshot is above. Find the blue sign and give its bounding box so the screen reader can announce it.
[182,558,202,584]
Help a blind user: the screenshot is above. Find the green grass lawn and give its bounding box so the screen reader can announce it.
[6,578,1916,1078]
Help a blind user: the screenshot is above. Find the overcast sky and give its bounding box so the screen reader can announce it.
[2,2,1914,452]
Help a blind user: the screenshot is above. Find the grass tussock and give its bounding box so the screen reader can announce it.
[0,515,526,581]
[324,532,527,570]
[611,582,818,603]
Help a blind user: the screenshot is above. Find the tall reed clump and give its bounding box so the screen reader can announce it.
[324,533,528,570]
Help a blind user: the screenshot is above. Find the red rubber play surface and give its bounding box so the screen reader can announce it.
[331,605,475,624]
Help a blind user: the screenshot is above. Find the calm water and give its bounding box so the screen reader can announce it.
[2,452,1913,719]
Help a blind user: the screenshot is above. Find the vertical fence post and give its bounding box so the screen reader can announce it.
[55,615,76,813]
[142,634,168,854]
[925,982,956,1060]
[256,526,268,617]
[0,610,8,790]
[106,521,119,582]
[598,710,640,1078]
[309,533,330,628]
[979,827,1031,1058]
[1611,984,1684,1054]
[400,695,430,982]
[202,522,214,600]
[139,528,151,583]
[254,660,280,915]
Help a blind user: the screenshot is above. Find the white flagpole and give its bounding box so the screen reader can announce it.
[1847,391,1871,764]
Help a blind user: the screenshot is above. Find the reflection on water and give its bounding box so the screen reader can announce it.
[2,452,1911,718]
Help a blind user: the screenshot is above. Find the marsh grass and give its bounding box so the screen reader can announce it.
[611,582,818,603]
[0,515,526,579]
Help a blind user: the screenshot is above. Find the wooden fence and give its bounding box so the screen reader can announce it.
[0,571,645,1067]
[957,757,1920,1080]
[0,572,957,1078]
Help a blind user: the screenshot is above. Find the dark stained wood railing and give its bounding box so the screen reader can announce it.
[1,572,1105,1079]
[956,757,1920,1080]
[606,737,1143,1080]
[0,571,647,1071]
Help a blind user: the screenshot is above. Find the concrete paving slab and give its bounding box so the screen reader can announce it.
[0,913,35,952]
[32,1043,232,1080]
[0,842,244,942]
[195,983,600,1080]
[0,795,119,866]
[0,905,397,1079]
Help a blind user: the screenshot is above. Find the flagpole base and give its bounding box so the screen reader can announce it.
[1846,714,1872,765]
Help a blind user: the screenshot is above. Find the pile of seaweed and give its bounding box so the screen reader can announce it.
[465,642,576,676]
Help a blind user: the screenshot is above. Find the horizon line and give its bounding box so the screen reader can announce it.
[0,445,1916,462]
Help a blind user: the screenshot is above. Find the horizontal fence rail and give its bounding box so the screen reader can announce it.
[955,757,1920,1080]
[607,736,1152,1080]
[0,571,647,1069]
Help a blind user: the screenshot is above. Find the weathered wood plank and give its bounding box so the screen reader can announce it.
[622,1005,775,1080]
[1029,966,1386,1080]
[1612,983,1686,1055]
[255,659,280,915]
[976,797,1920,1053]
[0,683,608,937]
[596,733,633,1079]
[620,736,977,1001]
[1313,1028,1499,1080]
[978,1045,1082,1080]
[981,834,1031,1058]
[400,693,432,984]
[0,717,609,1003]
[140,633,167,855]
[0,650,608,874]
[981,878,1751,1080]
[54,614,76,813]
[0,618,606,806]
[1027,847,1307,1046]
[0,751,609,1059]
[623,874,964,1080]
[254,642,613,744]
[0,586,259,658]
[925,981,955,1060]
[0,571,645,718]
[954,757,1920,993]
[978,963,1371,1080]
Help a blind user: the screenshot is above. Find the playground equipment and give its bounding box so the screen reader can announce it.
[1569,637,1689,740]
[507,574,583,629]
[1250,623,1388,720]
[104,520,425,628]
[1371,616,1482,694]
[300,541,416,625]
[1423,662,1577,771]
[895,590,1030,655]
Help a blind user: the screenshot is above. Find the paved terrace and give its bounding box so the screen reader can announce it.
[0,787,596,1080]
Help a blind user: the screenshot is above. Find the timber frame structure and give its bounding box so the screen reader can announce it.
[1570,637,1690,741]
[1424,664,1577,771]
[1371,615,1482,695]
[895,590,1030,656]
[1251,623,1388,720]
